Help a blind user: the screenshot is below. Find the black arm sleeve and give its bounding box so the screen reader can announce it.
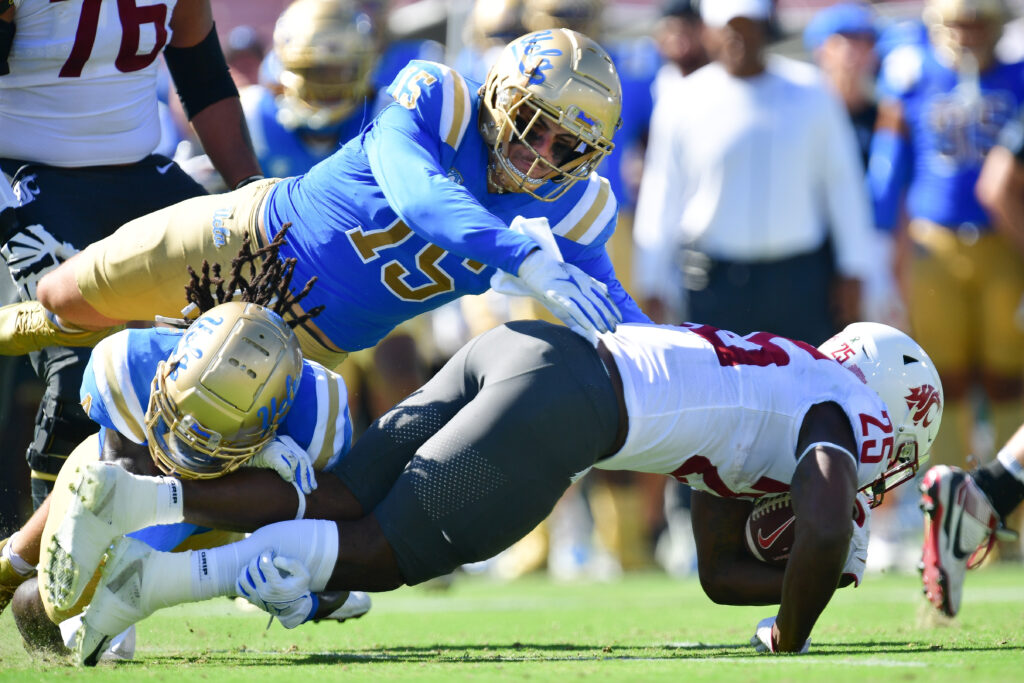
[163,23,238,120]
[0,18,14,77]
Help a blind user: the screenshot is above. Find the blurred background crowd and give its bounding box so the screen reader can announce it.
[3,0,1023,584]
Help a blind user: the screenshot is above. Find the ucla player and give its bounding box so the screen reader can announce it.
[0,28,646,374]
[0,0,262,518]
[2,237,365,656]
[61,319,942,662]
[869,0,1024,473]
[243,0,380,180]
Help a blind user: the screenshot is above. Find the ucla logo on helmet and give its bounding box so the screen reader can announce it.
[513,30,561,84]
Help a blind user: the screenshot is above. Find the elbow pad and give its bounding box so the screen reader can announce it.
[164,23,237,120]
[0,19,14,76]
[867,127,912,232]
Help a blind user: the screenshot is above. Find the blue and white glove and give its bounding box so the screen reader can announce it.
[842,492,871,588]
[751,616,810,654]
[1,223,79,301]
[510,249,621,344]
[236,550,318,629]
[246,435,317,495]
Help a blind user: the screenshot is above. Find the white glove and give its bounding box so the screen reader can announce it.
[507,249,622,343]
[1,223,79,300]
[841,492,871,588]
[751,615,810,654]
[246,435,317,495]
[235,550,317,629]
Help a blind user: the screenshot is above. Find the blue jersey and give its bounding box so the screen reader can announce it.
[241,85,374,179]
[79,327,353,472]
[263,60,648,352]
[877,47,1024,228]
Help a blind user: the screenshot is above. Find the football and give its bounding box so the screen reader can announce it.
[745,493,795,566]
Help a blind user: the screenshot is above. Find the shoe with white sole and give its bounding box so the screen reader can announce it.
[60,614,135,662]
[314,590,372,623]
[48,462,171,612]
[919,465,1000,617]
[77,536,158,667]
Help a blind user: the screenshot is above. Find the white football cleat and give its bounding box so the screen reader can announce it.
[60,614,136,662]
[76,536,158,667]
[48,462,166,611]
[314,590,372,623]
[919,465,999,617]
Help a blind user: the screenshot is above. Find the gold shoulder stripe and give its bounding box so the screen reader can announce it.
[563,178,613,244]
[441,68,471,150]
[100,351,147,443]
[312,369,341,470]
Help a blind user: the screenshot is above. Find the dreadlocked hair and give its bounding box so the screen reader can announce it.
[182,223,324,329]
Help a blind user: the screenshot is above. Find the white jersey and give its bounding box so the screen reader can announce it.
[596,323,893,499]
[0,0,177,166]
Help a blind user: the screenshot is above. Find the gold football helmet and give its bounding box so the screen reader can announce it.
[923,0,1008,69]
[479,28,622,201]
[272,0,378,130]
[144,302,303,479]
[522,0,605,37]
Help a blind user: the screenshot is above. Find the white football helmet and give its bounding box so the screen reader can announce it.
[819,322,944,506]
[479,28,622,201]
[271,0,378,130]
[144,302,303,479]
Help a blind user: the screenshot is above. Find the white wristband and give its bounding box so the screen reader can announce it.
[293,481,306,520]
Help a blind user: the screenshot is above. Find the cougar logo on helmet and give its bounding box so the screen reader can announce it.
[906,384,942,428]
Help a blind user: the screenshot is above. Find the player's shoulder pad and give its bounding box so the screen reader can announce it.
[547,173,618,247]
[386,60,474,151]
[879,44,925,97]
[82,328,155,444]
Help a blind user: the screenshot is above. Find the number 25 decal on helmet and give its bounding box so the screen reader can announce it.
[479,28,622,201]
[819,322,944,507]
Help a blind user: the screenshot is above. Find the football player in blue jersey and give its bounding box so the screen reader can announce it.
[0,27,647,374]
[868,0,1024,473]
[243,0,380,180]
[1,234,366,658]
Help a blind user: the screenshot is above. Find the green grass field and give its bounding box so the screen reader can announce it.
[2,567,1022,681]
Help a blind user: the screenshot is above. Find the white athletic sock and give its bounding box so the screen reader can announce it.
[3,533,36,576]
[190,520,339,601]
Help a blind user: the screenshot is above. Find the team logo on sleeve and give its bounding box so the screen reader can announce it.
[446,167,464,185]
[905,384,941,428]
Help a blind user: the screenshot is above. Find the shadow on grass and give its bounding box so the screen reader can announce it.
[115,639,1024,667]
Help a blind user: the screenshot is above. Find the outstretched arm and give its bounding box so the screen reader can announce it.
[773,402,858,652]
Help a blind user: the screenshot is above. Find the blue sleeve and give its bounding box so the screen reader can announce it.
[369,62,539,275]
[868,127,913,232]
[80,353,116,432]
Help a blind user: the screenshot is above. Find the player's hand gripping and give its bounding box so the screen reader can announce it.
[515,249,621,343]
[236,550,317,629]
[247,435,317,494]
[751,616,811,654]
[1,223,79,300]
